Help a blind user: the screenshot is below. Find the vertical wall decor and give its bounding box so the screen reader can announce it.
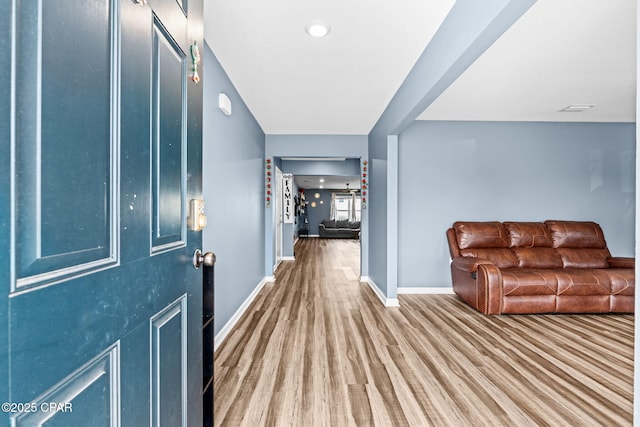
[190,41,201,84]
[361,159,368,209]
[298,189,306,215]
[265,158,272,208]
[282,174,294,223]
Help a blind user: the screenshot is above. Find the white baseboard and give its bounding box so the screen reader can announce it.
[360,276,400,307]
[214,276,272,351]
[282,256,295,261]
[397,287,454,294]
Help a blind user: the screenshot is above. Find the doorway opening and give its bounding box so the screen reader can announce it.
[275,158,364,279]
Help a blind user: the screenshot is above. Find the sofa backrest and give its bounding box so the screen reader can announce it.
[504,222,563,268]
[545,220,611,268]
[451,220,612,269]
[453,222,518,268]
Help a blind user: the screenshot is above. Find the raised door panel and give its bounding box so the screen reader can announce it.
[13,0,118,292]
[151,18,187,254]
[151,296,188,427]
[11,344,120,426]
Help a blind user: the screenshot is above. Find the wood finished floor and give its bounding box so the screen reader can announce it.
[213,238,634,426]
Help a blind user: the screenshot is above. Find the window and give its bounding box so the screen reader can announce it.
[332,193,361,221]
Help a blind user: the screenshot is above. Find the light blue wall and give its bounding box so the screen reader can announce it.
[267,135,368,158]
[398,121,636,288]
[367,0,536,300]
[281,159,360,177]
[303,189,333,235]
[202,42,266,336]
[367,143,390,295]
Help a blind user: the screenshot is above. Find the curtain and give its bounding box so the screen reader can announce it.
[330,193,337,220]
[350,193,356,222]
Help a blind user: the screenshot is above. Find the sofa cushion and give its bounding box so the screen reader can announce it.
[512,247,563,268]
[504,222,553,247]
[336,219,350,228]
[556,248,610,268]
[454,222,510,249]
[545,220,607,248]
[554,269,612,295]
[349,221,361,229]
[589,268,635,296]
[501,268,559,295]
[322,220,336,228]
[502,268,614,296]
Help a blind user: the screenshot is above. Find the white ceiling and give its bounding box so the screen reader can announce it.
[204,1,636,134]
[204,1,636,189]
[418,0,637,122]
[204,0,456,134]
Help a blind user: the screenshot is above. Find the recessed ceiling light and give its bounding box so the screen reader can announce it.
[305,21,331,38]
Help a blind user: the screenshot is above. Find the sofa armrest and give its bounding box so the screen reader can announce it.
[475,263,504,314]
[607,257,635,269]
[451,257,503,314]
[318,223,326,229]
[451,257,495,273]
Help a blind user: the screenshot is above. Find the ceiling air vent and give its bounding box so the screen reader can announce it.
[559,104,596,112]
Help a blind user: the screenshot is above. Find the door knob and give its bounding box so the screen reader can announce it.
[193,249,216,269]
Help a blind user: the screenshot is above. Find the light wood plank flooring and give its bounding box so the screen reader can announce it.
[214,238,633,426]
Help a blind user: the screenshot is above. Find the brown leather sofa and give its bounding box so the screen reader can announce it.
[447,220,635,314]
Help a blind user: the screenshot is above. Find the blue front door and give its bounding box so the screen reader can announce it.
[0,0,204,425]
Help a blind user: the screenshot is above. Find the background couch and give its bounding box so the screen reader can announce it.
[319,219,360,239]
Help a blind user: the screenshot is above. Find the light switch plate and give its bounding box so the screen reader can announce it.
[188,199,207,231]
